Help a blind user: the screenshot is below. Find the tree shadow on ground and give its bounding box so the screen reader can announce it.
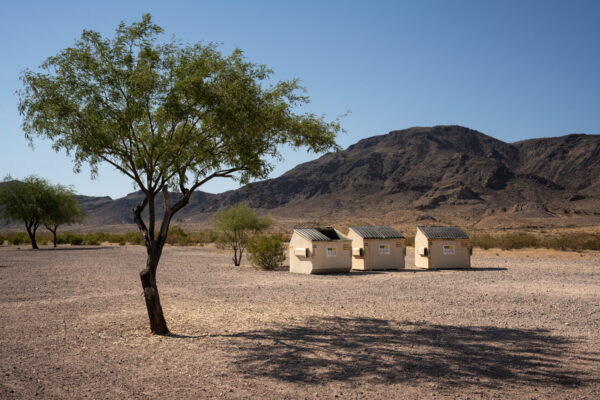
[225,317,596,388]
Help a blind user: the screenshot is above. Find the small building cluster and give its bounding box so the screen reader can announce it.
[289,225,471,274]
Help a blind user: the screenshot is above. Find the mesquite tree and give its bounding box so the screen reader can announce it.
[43,185,85,247]
[213,204,271,266]
[19,14,341,334]
[0,175,53,249]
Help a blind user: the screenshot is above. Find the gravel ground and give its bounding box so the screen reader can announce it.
[0,245,599,399]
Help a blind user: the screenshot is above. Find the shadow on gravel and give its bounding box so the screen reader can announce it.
[225,317,595,388]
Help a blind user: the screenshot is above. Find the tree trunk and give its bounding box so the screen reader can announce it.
[26,223,38,249]
[140,246,169,335]
[47,226,57,247]
[233,247,243,266]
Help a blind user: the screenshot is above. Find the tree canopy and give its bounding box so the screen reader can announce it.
[0,175,53,249]
[213,204,271,266]
[43,184,85,247]
[18,14,343,334]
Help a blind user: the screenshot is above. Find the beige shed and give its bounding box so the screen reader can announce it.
[289,227,352,274]
[415,226,471,269]
[347,226,406,270]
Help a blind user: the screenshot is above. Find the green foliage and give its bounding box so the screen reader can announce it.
[166,225,193,246]
[405,236,415,247]
[43,185,85,229]
[246,234,286,270]
[122,231,144,245]
[0,175,50,223]
[6,232,29,245]
[0,175,57,248]
[213,204,270,234]
[18,13,341,237]
[213,204,270,265]
[56,232,84,245]
[17,13,342,332]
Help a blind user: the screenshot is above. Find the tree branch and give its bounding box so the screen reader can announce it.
[133,196,151,249]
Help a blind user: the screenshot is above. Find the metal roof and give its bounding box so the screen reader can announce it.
[294,227,344,241]
[417,226,469,239]
[349,226,405,239]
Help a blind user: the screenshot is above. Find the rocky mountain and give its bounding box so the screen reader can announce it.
[3,126,600,230]
[209,126,600,219]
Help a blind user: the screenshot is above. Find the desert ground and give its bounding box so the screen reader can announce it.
[0,245,598,399]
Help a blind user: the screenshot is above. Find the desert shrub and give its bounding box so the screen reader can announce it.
[471,231,600,252]
[122,231,144,245]
[56,233,68,244]
[65,233,84,245]
[497,232,538,249]
[246,234,286,271]
[8,232,29,245]
[405,236,415,247]
[471,233,494,250]
[105,233,123,244]
[84,232,107,245]
[472,232,538,250]
[166,225,193,246]
[542,232,600,251]
[84,234,101,245]
[55,232,84,245]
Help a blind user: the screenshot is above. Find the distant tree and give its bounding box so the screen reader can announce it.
[213,204,271,266]
[43,185,85,247]
[0,175,53,249]
[18,14,342,334]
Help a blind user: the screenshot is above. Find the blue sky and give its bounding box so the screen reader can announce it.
[1,0,599,198]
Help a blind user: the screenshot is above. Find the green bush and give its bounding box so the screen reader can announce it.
[122,231,144,245]
[8,232,29,245]
[84,232,106,245]
[65,233,84,245]
[246,234,286,271]
[405,236,415,247]
[166,225,193,246]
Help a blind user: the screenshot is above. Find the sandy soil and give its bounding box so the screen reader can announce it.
[0,245,598,399]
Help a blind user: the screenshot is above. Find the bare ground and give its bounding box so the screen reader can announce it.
[0,245,599,399]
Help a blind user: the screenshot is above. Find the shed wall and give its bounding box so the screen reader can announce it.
[414,230,430,269]
[429,239,470,269]
[289,231,352,274]
[311,239,352,273]
[289,233,314,274]
[347,230,365,270]
[363,239,404,270]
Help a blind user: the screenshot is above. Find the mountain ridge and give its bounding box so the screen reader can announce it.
[3,125,600,230]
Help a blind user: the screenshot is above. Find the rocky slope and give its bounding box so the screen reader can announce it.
[3,126,599,229]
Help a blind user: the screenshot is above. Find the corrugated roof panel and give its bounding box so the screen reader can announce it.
[350,226,405,239]
[418,226,469,239]
[294,227,342,241]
